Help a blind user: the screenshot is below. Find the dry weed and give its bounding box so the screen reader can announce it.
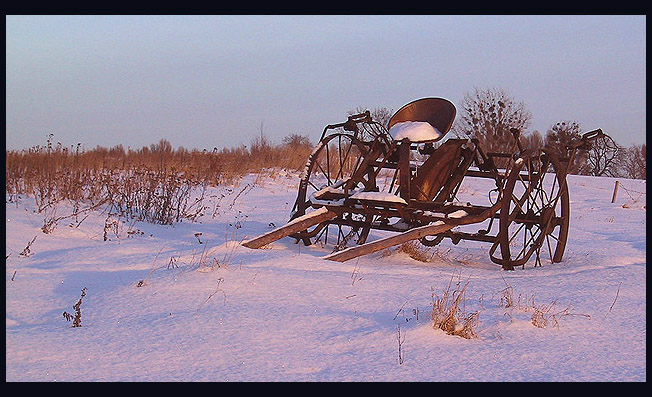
[62,287,87,328]
[398,241,434,262]
[6,133,313,232]
[498,278,591,328]
[431,274,480,339]
[19,236,37,257]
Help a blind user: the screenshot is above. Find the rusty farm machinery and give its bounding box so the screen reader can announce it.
[242,97,603,270]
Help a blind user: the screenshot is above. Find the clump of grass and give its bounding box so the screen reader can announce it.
[430,274,479,339]
[529,298,591,329]
[398,241,433,262]
[497,278,591,329]
[530,299,558,328]
[498,283,515,308]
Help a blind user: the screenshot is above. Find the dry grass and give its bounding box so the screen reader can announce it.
[6,134,313,232]
[431,274,480,339]
[398,241,434,262]
[498,278,591,328]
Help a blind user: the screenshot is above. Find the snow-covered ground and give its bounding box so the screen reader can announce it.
[5,171,646,381]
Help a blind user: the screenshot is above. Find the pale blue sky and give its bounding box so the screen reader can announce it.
[6,15,646,151]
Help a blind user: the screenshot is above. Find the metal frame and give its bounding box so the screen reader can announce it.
[247,98,603,270]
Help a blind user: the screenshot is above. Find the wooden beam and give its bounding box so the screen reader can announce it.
[242,207,338,249]
[398,139,412,202]
[322,221,454,262]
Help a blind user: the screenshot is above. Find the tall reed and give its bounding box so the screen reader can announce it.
[6,135,313,227]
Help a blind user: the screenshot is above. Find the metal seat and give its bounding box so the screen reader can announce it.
[388,97,457,143]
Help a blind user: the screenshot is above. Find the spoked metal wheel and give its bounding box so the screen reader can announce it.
[290,133,378,250]
[491,151,570,270]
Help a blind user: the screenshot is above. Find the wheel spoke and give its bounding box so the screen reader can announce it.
[512,227,530,261]
[498,153,570,268]
[545,233,554,263]
[315,160,331,186]
[307,179,320,192]
[510,192,528,216]
[325,142,331,180]
[337,141,358,183]
[293,133,374,248]
[517,225,541,261]
[336,136,343,181]
[532,169,546,213]
[507,221,527,246]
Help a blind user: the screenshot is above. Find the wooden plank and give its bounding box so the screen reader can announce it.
[323,221,454,262]
[241,207,338,249]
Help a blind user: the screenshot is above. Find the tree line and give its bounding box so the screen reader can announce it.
[7,87,645,189]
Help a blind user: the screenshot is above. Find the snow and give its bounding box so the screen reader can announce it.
[308,182,354,207]
[389,121,443,143]
[350,191,408,205]
[447,210,468,219]
[241,206,332,247]
[5,172,646,381]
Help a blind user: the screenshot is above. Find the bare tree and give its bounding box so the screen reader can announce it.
[149,139,173,170]
[620,143,646,180]
[347,106,394,142]
[578,133,622,177]
[544,121,587,174]
[349,106,393,128]
[545,121,582,155]
[150,139,173,153]
[522,130,545,152]
[452,87,532,154]
[282,134,312,149]
[370,107,393,129]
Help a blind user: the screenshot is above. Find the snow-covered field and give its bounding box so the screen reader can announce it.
[5,171,646,381]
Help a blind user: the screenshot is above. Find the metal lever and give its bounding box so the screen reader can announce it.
[510,128,524,154]
[566,128,604,150]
